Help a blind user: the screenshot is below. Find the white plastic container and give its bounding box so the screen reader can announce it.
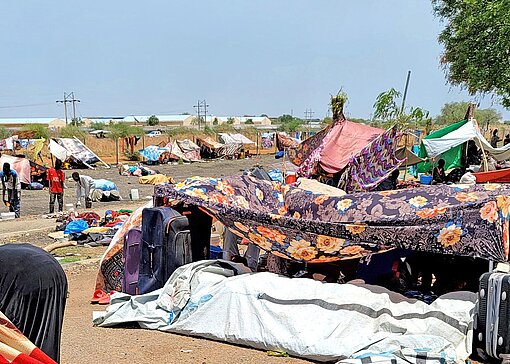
[129,189,140,201]
[1,212,16,220]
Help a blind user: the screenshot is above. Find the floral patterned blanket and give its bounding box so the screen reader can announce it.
[155,176,510,263]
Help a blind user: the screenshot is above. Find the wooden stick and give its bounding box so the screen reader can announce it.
[44,240,77,253]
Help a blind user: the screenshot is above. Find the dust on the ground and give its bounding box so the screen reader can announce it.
[1,156,312,364]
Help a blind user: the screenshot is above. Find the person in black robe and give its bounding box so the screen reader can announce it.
[0,244,67,362]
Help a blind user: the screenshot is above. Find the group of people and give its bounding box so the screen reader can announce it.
[1,160,97,218]
[490,128,510,148]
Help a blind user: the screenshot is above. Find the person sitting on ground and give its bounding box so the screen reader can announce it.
[432,159,448,184]
[72,171,95,209]
[47,159,65,213]
[491,129,501,148]
[0,162,21,218]
[374,169,400,191]
[505,134,510,146]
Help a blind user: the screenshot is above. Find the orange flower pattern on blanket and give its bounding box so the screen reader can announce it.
[437,223,463,248]
[154,176,510,264]
[316,235,345,254]
[287,239,318,261]
[257,226,286,244]
[480,201,499,224]
[455,192,478,203]
[416,208,437,219]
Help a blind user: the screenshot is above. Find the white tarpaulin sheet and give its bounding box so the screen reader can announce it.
[422,120,510,161]
[49,139,69,162]
[94,260,475,363]
[219,133,255,145]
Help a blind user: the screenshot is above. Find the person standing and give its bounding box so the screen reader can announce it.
[0,162,21,218]
[491,129,501,148]
[72,172,94,209]
[504,134,510,146]
[47,159,65,213]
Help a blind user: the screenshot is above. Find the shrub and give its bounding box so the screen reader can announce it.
[59,125,86,139]
[21,124,49,139]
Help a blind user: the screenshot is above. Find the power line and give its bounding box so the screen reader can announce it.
[56,92,80,126]
[0,102,54,109]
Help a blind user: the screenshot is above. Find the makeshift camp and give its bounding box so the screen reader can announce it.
[154,175,510,263]
[418,118,510,173]
[196,137,226,159]
[276,132,300,150]
[50,137,108,168]
[0,155,47,188]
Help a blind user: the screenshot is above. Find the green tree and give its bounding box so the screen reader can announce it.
[59,125,86,139]
[90,121,106,130]
[21,124,49,139]
[147,115,160,126]
[245,118,254,124]
[213,117,219,125]
[107,123,144,139]
[432,0,510,107]
[226,117,235,125]
[0,127,10,139]
[373,88,430,129]
[435,102,503,126]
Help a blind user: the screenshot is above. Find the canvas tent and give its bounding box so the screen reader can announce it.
[418,118,510,173]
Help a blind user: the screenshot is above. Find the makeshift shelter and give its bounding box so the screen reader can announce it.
[155,175,510,263]
[396,146,425,166]
[176,139,201,161]
[50,137,108,168]
[196,137,226,159]
[418,118,510,173]
[0,155,47,188]
[138,145,172,163]
[218,133,255,145]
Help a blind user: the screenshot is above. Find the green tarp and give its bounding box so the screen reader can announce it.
[417,119,468,173]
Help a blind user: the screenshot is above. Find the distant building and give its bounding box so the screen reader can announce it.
[122,115,195,126]
[0,117,66,129]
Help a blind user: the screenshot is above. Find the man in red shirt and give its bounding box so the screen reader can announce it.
[47,159,65,213]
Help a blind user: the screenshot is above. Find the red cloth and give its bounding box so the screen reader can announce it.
[46,169,64,194]
[319,120,383,173]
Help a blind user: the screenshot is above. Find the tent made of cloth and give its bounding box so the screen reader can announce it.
[138,145,171,162]
[154,175,510,263]
[196,137,224,150]
[0,155,47,186]
[291,119,384,176]
[50,137,104,168]
[218,133,255,145]
[396,146,425,166]
[418,119,510,173]
[176,139,201,161]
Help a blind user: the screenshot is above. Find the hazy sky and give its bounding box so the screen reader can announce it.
[1,1,508,120]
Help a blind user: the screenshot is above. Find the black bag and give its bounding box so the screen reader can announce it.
[248,167,272,181]
[139,207,191,294]
[473,272,510,361]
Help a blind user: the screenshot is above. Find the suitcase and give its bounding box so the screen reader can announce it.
[174,205,212,262]
[122,227,142,295]
[473,272,510,361]
[139,207,191,294]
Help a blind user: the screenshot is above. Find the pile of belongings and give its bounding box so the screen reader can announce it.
[138,174,175,185]
[90,179,121,202]
[118,163,157,177]
[55,209,132,247]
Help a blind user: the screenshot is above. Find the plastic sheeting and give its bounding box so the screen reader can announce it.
[94,260,475,363]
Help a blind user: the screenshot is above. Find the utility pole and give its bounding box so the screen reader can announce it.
[70,92,80,125]
[400,70,412,115]
[304,108,314,131]
[193,100,209,130]
[56,92,80,126]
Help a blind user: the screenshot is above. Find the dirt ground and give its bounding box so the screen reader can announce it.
[0,155,312,364]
